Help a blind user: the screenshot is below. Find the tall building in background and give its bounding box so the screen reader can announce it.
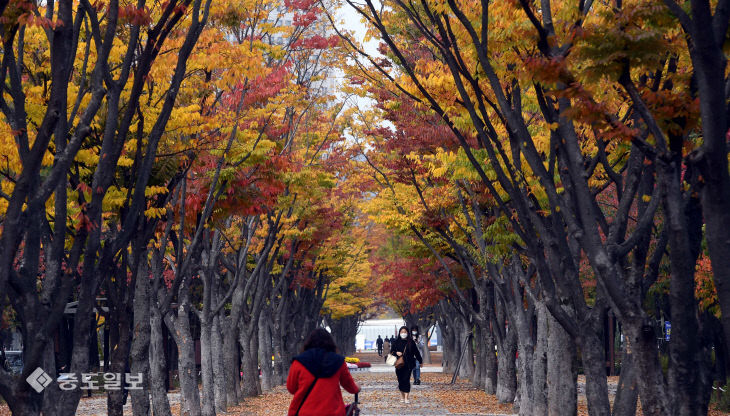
[264,3,339,101]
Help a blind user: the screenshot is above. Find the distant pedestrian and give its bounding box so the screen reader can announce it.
[376,335,384,356]
[390,335,396,344]
[287,328,360,416]
[383,337,391,361]
[389,326,422,404]
[410,326,422,385]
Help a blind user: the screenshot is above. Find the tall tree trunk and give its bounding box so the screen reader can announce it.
[421,335,432,365]
[272,311,286,386]
[685,17,730,365]
[612,344,638,416]
[461,325,475,379]
[623,321,670,415]
[166,293,202,416]
[496,328,517,404]
[107,297,132,416]
[199,316,216,416]
[515,334,535,416]
[532,303,548,416]
[149,303,173,416]
[259,312,275,392]
[55,281,95,415]
[484,322,498,395]
[506,281,536,416]
[664,159,708,416]
[547,312,576,416]
[222,316,240,406]
[212,314,227,412]
[472,323,485,389]
[441,317,457,373]
[41,339,63,416]
[580,327,612,416]
[240,323,261,397]
[130,259,151,416]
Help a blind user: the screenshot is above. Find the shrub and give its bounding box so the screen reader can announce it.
[345,357,360,363]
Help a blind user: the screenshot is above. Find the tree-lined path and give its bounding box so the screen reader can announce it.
[210,353,517,416]
[352,362,514,416]
[1,0,730,414]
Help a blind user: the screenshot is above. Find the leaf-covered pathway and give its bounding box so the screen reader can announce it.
[228,358,516,416]
[353,363,515,416]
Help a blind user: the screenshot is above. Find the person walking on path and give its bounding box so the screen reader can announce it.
[390,326,422,404]
[376,335,384,356]
[383,337,391,362]
[410,326,422,385]
[287,328,360,416]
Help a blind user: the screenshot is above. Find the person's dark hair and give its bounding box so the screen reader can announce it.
[302,328,338,353]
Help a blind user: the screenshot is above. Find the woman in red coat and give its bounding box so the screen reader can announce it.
[287,328,360,416]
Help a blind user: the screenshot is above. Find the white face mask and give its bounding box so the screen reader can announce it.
[412,331,417,335]
[400,333,408,339]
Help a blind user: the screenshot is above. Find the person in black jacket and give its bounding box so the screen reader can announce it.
[376,335,384,356]
[410,326,422,385]
[390,326,422,403]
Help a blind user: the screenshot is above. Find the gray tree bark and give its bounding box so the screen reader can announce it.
[532,303,548,416]
[223,315,241,405]
[484,322,498,395]
[106,267,133,416]
[459,324,475,379]
[547,312,576,416]
[130,258,151,416]
[441,317,457,373]
[259,311,275,392]
[149,303,173,416]
[272,306,287,386]
[165,281,202,416]
[612,344,638,416]
[240,324,261,397]
[472,323,486,389]
[495,328,517,404]
[212,314,227,412]
[421,337,432,365]
[199,315,216,416]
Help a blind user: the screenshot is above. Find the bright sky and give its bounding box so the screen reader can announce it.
[335,0,381,57]
[332,0,394,123]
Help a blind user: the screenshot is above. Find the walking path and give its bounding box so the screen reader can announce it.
[229,353,516,415]
[0,355,517,415]
[353,360,515,416]
[73,392,182,416]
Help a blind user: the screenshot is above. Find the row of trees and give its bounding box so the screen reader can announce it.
[0,0,377,414]
[339,0,730,415]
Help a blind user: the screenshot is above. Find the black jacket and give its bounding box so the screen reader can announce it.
[376,338,384,347]
[390,337,422,370]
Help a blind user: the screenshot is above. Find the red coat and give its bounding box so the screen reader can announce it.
[287,359,359,416]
